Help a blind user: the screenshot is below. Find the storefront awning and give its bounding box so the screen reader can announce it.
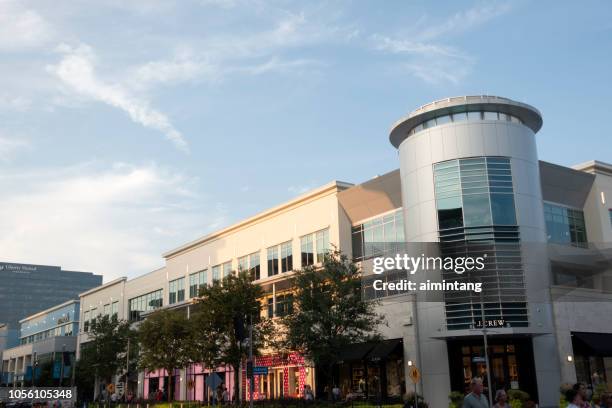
[573,332,612,356]
[367,339,403,362]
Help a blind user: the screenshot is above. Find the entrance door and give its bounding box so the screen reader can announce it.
[447,337,538,402]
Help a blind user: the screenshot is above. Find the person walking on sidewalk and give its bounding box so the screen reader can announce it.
[463,378,489,408]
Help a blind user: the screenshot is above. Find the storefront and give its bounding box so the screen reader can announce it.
[243,352,313,400]
[319,339,404,401]
[447,336,538,401]
[143,369,180,400]
[571,332,612,391]
[183,364,235,402]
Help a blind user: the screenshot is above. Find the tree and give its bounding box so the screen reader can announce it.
[280,249,384,399]
[84,314,135,394]
[190,271,273,404]
[137,308,191,402]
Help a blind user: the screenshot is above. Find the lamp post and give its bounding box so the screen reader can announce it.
[478,293,493,406]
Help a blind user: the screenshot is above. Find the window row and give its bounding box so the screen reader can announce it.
[20,323,75,344]
[434,157,517,232]
[101,301,119,318]
[128,289,163,322]
[352,208,404,261]
[266,294,294,318]
[408,111,524,136]
[544,202,588,247]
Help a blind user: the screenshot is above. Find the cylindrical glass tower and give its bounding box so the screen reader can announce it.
[389,96,559,407]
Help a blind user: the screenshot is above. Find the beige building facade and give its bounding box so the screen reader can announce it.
[76,96,612,408]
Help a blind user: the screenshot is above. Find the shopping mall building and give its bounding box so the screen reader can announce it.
[1,300,80,386]
[77,96,612,408]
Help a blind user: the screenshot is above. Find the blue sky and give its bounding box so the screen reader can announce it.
[1,0,611,281]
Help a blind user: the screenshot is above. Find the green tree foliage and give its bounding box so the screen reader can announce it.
[280,249,384,398]
[137,309,191,402]
[84,314,135,390]
[190,271,273,404]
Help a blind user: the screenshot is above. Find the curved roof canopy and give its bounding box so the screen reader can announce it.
[389,95,543,148]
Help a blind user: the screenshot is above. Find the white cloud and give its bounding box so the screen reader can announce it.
[0,162,226,281]
[130,55,219,90]
[371,34,465,59]
[418,3,513,41]
[234,57,324,76]
[47,44,189,152]
[0,1,54,50]
[370,3,510,85]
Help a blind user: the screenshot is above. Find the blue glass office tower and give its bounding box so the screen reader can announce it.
[0,262,102,350]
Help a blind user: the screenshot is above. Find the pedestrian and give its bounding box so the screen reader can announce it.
[567,389,585,408]
[304,384,314,403]
[574,383,592,408]
[216,383,224,405]
[492,390,508,408]
[222,384,228,404]
[332,384,341,402]
[462,377,489,408]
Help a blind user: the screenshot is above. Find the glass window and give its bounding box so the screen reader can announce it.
[249,253,260,281]
[238,256,248,274]
[276,294,294,317]
[223,261,232,278]
[483,111,498,120]
[267,246,279,276]
[212,265,221,281]
[351,208,404,261]
[316,228,330,263]
[103,304,111,316]
[609,209,612,227]
[128,289,163,322]
[491,194,517,225]
[544,203,588,247]
[463,193,492,226]
[169,277,184,304]
[83,310,90,332]
[423,118,436,129]
[467,111,482,120]
[510,115,521,124]
[436,115,451,125]
[301,234,314,267]
[451,112,467,122]
[281,241,293,272]
[189,269,207,298]
[111,301,119,318]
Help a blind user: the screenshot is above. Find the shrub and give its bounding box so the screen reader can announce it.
[507,389,529,403]
[448,391,464,408]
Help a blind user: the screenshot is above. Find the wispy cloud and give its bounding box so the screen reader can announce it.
[0,162,225,280]
[370,2,512,85]
[418,2,513,41]
[47,44,189,152]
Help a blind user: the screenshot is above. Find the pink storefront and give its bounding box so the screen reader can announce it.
[243,353,314,400]
[144,366,235,402]
[186,364,235,402]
